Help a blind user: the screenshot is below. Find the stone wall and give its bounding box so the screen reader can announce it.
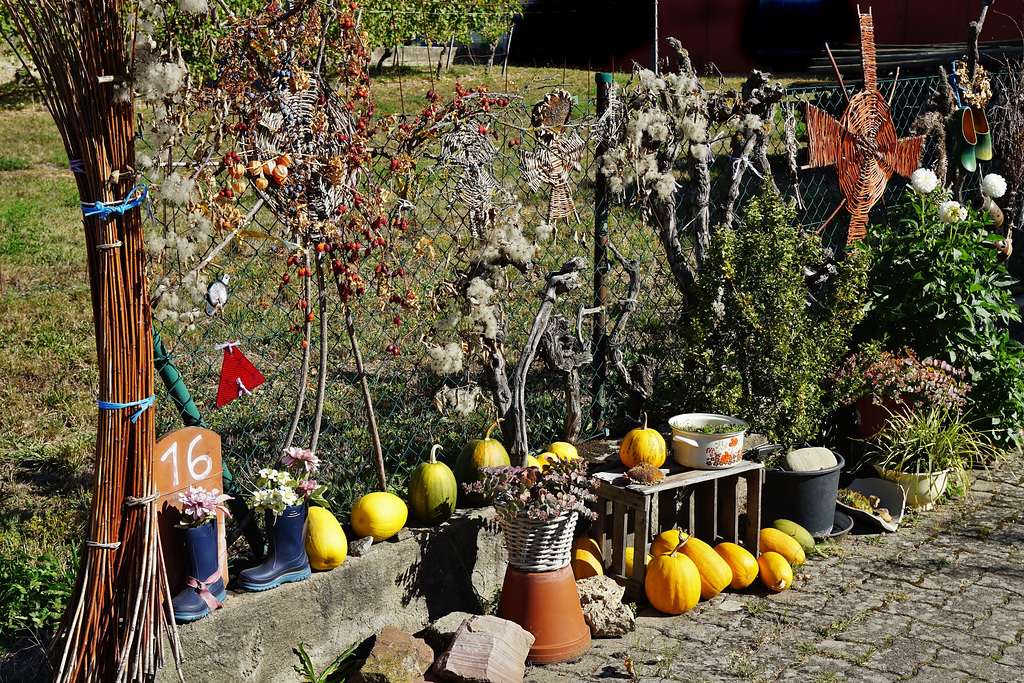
[157,509,505,682]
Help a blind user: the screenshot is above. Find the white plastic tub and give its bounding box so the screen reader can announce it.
[668,413,749,469]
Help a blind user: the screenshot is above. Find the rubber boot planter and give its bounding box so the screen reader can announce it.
[171,519,226,623]
[238,503,311,591]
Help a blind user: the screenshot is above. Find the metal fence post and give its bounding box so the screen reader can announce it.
[591,72,613,435]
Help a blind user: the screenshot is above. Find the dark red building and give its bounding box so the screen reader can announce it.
[512,0,1024,74]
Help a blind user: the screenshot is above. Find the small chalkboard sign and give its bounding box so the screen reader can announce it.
[155,427,228,597]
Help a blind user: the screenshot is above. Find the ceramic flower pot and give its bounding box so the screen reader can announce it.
[874,465,950,511]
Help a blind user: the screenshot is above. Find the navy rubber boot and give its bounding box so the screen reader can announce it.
[237,503,310,591]
[171,520,226,623]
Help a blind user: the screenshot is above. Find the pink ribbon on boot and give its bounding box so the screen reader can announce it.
[186,570,223,612]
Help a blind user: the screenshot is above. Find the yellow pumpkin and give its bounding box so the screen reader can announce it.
[620,412,666,469]
[455,420,511,506]
[624,547,652,578]
[571,536,603,579]
[758,551,794,592]
[536,451,560,472]
[651,529,688,557]
[714,542,759,589]
[760,527,806,565]
[350,491,407,542]
[644,545,701,615]
[526,454,542,469]
[546,442,579,461]
[678,536,732,600]
[305,506,347,570]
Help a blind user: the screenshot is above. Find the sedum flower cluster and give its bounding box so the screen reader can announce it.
[464,457,599,524]
[832,344,971,412]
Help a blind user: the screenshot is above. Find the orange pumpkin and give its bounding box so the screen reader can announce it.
[645,542,701,615]
[760,527,806,565]
[678,536,732,600]
[651,529,688,557]
[714,542,759,589]
[571,536,603,580]
[758,551,793,592]
[620,412,666,468]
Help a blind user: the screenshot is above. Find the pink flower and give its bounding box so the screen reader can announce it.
[281,446,321,472]
[178,485,233,526]
[297,479,318,498]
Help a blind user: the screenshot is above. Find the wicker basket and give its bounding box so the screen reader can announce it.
[501,512,578,572]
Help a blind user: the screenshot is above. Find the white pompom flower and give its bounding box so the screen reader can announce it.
[938,200,967,224]
[981,173,1007,199]
[910,168,939,195]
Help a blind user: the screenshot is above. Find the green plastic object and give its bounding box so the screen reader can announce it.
[596,72,612,84]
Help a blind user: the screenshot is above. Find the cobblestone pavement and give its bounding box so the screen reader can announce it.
[526,453,1024,682]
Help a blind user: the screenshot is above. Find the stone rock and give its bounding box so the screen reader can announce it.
[350,536,374,557]
[576,575,635,637]
[783,447,837,472]
[421,611,477,653]
[433,615,534,683]
[360,625,435,683]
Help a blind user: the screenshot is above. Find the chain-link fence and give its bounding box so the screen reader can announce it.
[149,71,948,510]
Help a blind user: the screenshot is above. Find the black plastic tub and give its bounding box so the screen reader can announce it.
[762,453,845,538]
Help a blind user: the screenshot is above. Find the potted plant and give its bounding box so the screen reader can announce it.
[752,444,846,539]
[466,457,599,572]
[863,406,998,509]
[668,413,749,469]
[831,342,971,439]
[465,457,598,664]
[238,447,328,591]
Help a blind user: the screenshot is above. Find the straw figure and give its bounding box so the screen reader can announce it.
[803,10,924,244]
[519,88,586,227]
[1,1,185,681]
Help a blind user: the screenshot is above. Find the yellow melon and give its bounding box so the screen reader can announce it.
[350,492,407,542]
[305,506,347,570]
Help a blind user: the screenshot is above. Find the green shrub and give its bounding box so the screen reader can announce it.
[681,186,870,447]
[0,548,76,647]
[858,189,1024,450]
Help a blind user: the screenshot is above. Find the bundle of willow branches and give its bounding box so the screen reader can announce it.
[2,1,182,681]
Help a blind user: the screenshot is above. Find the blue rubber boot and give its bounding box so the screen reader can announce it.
[237,504,310,591]
[171,520,226,623]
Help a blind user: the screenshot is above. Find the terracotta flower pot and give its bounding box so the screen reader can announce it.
[855,395,912,440]
[497,564,591,664]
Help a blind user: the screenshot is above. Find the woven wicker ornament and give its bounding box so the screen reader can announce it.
[804,11,924,244]
[519,89,585,223]
[440,124,499,237]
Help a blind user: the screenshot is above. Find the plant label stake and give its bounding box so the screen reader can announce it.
[215,342,265,408]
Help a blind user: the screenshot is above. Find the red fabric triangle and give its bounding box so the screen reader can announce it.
[216,345,266,408]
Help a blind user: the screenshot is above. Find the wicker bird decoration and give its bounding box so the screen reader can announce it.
[804,10,924,244]
[519,89,585,223]
[440,123,500,237]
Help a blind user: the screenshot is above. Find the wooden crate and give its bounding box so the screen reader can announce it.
[588,460,764,599]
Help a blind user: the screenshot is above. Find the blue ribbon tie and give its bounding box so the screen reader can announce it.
[98,395,155,423]
[82,184,148,221]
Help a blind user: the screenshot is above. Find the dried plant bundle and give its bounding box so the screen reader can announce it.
[1,1,182,681]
